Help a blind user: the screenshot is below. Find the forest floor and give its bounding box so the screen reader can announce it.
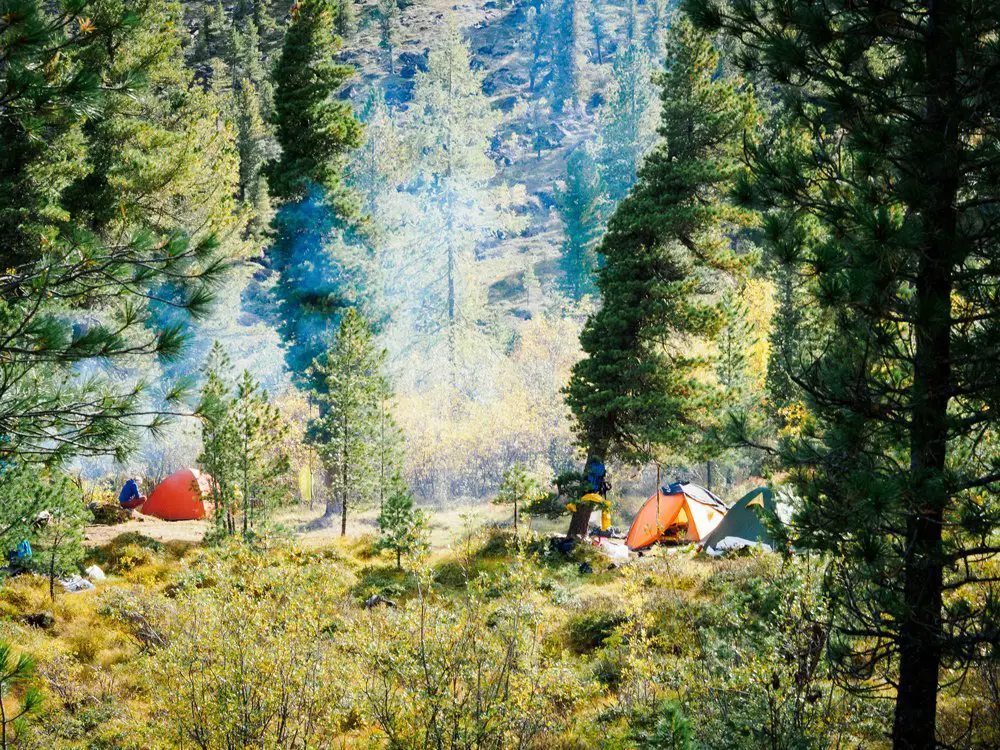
[83,502,575,549]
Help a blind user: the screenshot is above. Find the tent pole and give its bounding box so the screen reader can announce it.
[655,463,661,535]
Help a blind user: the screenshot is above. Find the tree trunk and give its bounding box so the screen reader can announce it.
[567,503,591,537]
[48,545,56,601]
[340,455,349,537]
[446,201,457,389]
[893,3,956,747]
[895,249,950,750]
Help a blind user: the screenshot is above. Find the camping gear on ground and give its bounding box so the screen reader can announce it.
[61,575,96,593]
[141,468,213,521]
[625,482,728,550]
[596,539,630,565]
[700,487,777,556]
[551,537,578,556]
[364,595,398,609]
[590,524,624,539]
[7,539,32,568]
[85,565,106,581]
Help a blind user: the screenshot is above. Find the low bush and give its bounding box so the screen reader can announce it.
[567,609,626,654]
[88,533,165,575]
[89,504,131,526]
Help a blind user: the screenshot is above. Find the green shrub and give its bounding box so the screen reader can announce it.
[354,565,419,601]
[567,610,626,654]
[591,650,625,689]
[88,533,164,574]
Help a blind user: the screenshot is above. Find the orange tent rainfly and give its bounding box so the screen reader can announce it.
[141,468,213,521]
[625,482,727,550]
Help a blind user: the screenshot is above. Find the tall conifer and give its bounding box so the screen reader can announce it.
[270,0,362,201]
[307,310,397,535]
[557,147,605,301]
[266,0,369,378]
[688,0,1000,744]
[596,44,658,203]
[566,19,758,467]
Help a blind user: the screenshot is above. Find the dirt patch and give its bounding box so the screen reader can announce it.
[82,503,526,550]
[84,514,208,547]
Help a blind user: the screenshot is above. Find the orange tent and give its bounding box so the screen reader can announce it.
[625,483,727,550]
[141,468,213,521]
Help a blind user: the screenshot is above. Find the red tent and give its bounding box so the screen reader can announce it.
[142,468,213,521]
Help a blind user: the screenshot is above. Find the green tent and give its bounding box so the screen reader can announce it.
[700,487,777,556]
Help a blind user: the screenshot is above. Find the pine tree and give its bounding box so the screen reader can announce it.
[376,0,402,75]
[231,371,290,537]
[335,0,359,42]
[716,287,757,403]
[566,19,758,467]
[0,642,43,748]
[556,147,605,300]
[375,380,407,512]
[266,0,369,379]
[763,264,803,419]
[550,0,579,111]
[198,345,242,537]
[623,0,638,44]
[270,0,362,201]
[642,0,671,60]
[492,464,544,531]
[198,345,290,539]
[235,0,276,39]
[307,310,391,535]
[192,1,229,67]
[376,488,428,569]
[596,43,658,202]
[526,0,552,93]
[349,87,409,211]
[0,0,239,465]
[268,202,379,377]
[233,79,274,236]
[230,18,274,113]
[406,23,506,383]
[0,467,63,553]
[346,87,416,309]
[527,99,553,160]
[688,0,1000,744]
[32,484,87,601]
[587,0,607,65]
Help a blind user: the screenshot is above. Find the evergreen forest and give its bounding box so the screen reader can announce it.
[1,0,999,747]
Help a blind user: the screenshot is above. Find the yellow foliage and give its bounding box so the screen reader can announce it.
[741,277,777,391]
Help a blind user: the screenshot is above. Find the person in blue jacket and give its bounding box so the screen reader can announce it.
[118,478,145,508]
